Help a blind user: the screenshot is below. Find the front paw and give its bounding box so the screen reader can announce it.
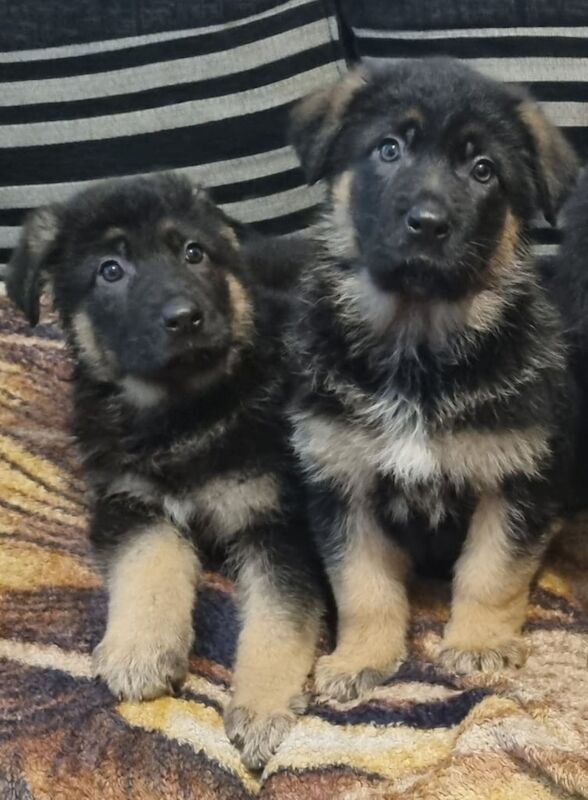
[314,650,403,703]
[438,637,528,675]
[224,695,307,771]
[93,632,191,701]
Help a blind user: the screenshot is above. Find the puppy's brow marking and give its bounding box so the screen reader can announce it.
[102,226,127,242]
[101,228,129,255]
[158,219,177,235]
[402,108,424,126]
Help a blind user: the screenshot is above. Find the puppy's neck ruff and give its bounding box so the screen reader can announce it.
[314,207,535,359]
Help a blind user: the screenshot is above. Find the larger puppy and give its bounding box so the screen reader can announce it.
[288,58,579,700]
[6,173,323,768]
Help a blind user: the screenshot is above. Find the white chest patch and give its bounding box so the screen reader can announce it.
[292,406,434,494]
[293,409,548,497]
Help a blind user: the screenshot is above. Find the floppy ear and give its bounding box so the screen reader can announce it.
[6,205,62,326]
[289,67,368,184]
[517,98,579,226]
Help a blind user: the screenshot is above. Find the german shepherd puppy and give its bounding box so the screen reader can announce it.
[287,58,579,701]
[6,173,323,769]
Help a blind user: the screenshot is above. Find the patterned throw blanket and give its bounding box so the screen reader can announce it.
[1,294,587,800]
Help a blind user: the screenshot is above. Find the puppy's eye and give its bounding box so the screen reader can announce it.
[98,259,124,282]
[185,242,205,264]
[377,137,401,163]
[472,158,495,183]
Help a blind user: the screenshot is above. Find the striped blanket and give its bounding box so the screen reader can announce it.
[1,295,588,797]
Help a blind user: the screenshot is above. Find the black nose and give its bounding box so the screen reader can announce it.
[162,298,203,334]
[406,202,450,241]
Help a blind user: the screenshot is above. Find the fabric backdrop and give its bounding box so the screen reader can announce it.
[2,0,588,278]
[0,0,345,280]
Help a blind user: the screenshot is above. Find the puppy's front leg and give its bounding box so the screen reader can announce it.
[224,548,322,770]
[93,512,200,701]
[315,499,410,702]
[439,493,543,674]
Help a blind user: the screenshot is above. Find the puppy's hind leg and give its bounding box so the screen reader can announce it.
[93,514,200,701]
[224,545,322,771]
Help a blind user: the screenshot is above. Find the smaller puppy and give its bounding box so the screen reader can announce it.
[288,58,578,701]
[7,173,324,769]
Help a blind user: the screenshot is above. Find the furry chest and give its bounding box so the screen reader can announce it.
[294,410,549,495]
[106,471,281,542]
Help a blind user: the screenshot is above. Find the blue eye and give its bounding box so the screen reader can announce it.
[99,259,124,282]
[378,137,401,162]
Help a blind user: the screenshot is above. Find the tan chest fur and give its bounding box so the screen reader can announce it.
[292,405,549,499]
[106,472,280,541]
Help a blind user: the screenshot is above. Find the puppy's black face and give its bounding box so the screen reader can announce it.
[8,175,253,385]
[348,92,527,300]
[290,59,578,303]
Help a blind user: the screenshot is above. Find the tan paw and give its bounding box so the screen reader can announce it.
[438,638,528,675]
[93,632,191,701]
[224,695,307,771]
[314,651,403,702]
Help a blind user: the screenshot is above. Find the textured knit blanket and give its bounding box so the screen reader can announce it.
[1,293,588,800]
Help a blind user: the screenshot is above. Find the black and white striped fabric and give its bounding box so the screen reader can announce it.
[338,0,588,258]
[2,1,587,277]
[0,0,345,277]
